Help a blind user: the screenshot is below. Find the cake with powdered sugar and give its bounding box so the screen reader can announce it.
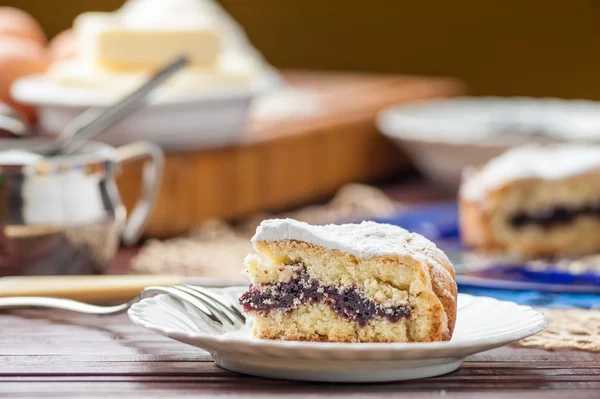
[460,144,600,257]
[239,219,457,343]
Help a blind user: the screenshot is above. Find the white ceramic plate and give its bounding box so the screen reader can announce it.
[128,287,547,383]
[11,74,281,151]
[377,97,600,188]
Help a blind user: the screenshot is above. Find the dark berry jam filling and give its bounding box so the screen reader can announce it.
[509,202,600,229]
[239,267,411,326]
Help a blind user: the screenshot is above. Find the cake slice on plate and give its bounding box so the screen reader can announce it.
[460,144,600,257]
[239,219,457,343]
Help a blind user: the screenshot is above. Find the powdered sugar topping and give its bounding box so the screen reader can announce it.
[461,144,600,201]
[252,218,445,261]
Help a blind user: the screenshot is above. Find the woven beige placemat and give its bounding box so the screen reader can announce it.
[132,184,397,279]
[517,308,600,352]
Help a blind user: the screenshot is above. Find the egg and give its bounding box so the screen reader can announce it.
[0,36,49,122]
[49,29,78,63]
[0,7,46,45]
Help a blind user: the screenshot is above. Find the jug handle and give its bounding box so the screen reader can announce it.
[115,142,164,246]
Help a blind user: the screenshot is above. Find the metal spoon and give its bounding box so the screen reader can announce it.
[43,55,190,156]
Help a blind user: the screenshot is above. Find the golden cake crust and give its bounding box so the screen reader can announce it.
[459,197,496,251]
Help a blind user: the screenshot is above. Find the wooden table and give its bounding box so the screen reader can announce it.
[1,310,598,398]
[1,181,599,398]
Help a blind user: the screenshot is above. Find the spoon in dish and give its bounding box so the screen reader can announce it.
[14,55,189,157]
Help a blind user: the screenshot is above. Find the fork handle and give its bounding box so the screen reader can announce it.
[0,296,130,315]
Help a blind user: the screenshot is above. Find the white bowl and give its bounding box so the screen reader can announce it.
[11,74,281,151]
[377,97,600,188]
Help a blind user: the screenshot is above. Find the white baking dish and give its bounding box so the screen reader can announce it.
[12,73,281,151]
[377,97,600,188]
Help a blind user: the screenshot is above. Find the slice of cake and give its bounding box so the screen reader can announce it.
[460,144,600,257]
[239,219,457,343]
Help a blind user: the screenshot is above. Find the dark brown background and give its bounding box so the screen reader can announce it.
[6,0,600,99]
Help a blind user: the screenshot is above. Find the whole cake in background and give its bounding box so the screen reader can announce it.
[460,144,600,258]
[239,219,457,343]
[45,0,275,97]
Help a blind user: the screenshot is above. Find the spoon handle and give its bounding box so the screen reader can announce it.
[57,55,190,155]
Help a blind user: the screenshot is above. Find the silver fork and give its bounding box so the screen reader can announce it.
[0,285,246,333]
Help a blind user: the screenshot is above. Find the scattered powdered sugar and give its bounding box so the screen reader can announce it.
[461,144,600,202]
[252,218,444,261]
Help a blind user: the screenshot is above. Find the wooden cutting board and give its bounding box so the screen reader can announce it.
[117,71,465,238]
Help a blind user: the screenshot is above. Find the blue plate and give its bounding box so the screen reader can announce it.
[371,202,600,294]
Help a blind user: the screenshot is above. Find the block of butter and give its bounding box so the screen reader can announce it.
[75,12,222,69]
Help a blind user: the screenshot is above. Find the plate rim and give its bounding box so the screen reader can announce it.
[456,274,600,294]
[128,288,548,353]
